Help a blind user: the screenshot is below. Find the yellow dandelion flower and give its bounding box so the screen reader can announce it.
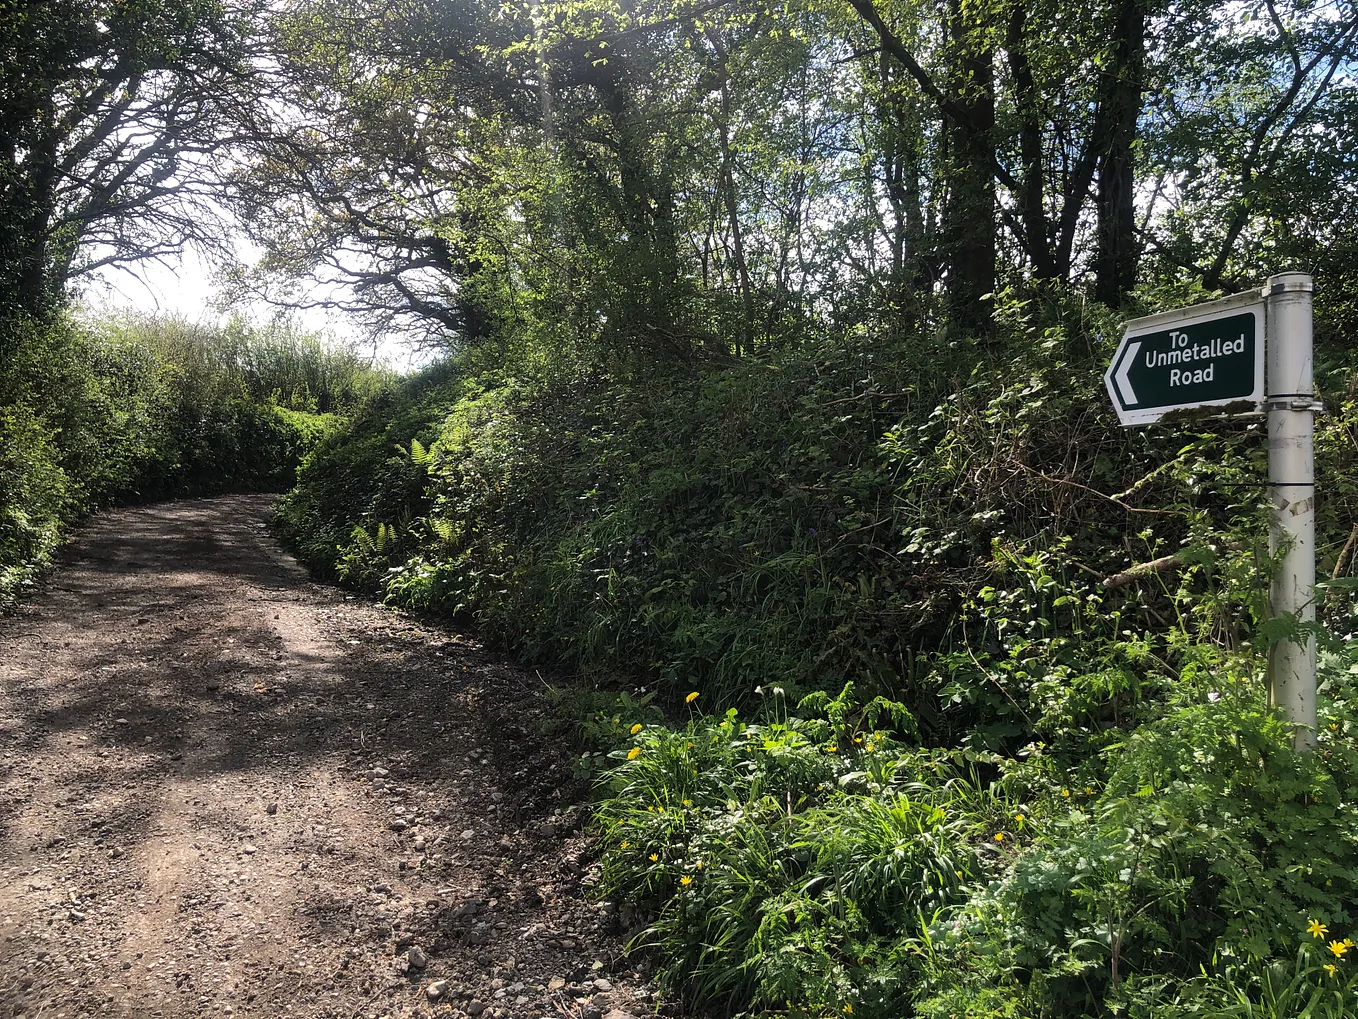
[1346,938,1356,949]
[955,870,964,879]
[682,799,692,807]
[994,833,1005,842]
[686,691,700,703]
[1325,963,1338,977]
[1061,789,1071,798]
[825,745,837,753]
[649,853,659,862]
[680,875,692,886]
[620,841,630,849]
[1015,814,1025,823]
[1329,939,1349,959]
[843,1006,853,1015]
[627,747,641,760]
[696,861,704,870]
[631,723,643,734]
[1309,919,1329,939]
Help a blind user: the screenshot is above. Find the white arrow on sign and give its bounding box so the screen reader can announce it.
[1113,340,1140,406]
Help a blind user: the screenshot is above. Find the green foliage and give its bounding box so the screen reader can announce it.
[277,288,1313,734]
[580,656,1358,1019]
[95,312,393,415]
[1166,946,1358,1019]
[596,687,986,1019]
[271,361,476,580]
[274,291,1358,1019]
[0,311,378,604]
[911,669,1358,1018]
[7,2,1358,1011]
[0,400,70,597]
[258,242,1358,1019]
[0,0,253,315]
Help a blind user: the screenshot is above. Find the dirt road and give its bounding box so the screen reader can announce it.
[0,497,654,1019]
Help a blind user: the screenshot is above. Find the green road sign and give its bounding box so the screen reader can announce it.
[1105,290,1265,425]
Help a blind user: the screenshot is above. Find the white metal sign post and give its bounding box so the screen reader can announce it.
[1105,272,1318,750]
[1265,272,1318,751]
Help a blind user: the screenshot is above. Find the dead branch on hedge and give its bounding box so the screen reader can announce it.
[1015,464,1183,517]
[1101,555,1183,590]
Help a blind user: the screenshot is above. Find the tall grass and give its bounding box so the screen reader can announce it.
[92,311,392,414]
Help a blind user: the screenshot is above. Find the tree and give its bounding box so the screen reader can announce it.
[848,0,995,336]
[850,0,1158,317]
[1091,0,1146,306]
[222,0,1358,358]
[1139,0,1358,292]
[0,0,257,320]
[225,0,526,344]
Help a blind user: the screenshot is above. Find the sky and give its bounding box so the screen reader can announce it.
[78,246,432,373]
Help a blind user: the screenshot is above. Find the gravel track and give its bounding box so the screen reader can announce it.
[0,496,659,1019]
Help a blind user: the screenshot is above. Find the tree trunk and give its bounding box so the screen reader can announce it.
[943,0,996,339]
[1094,0,1145,307]
[707,29,755,357]
[594,67,682,346]
[1007,6,1059,282]
[5,123,60,318]
[880,53,925,327]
